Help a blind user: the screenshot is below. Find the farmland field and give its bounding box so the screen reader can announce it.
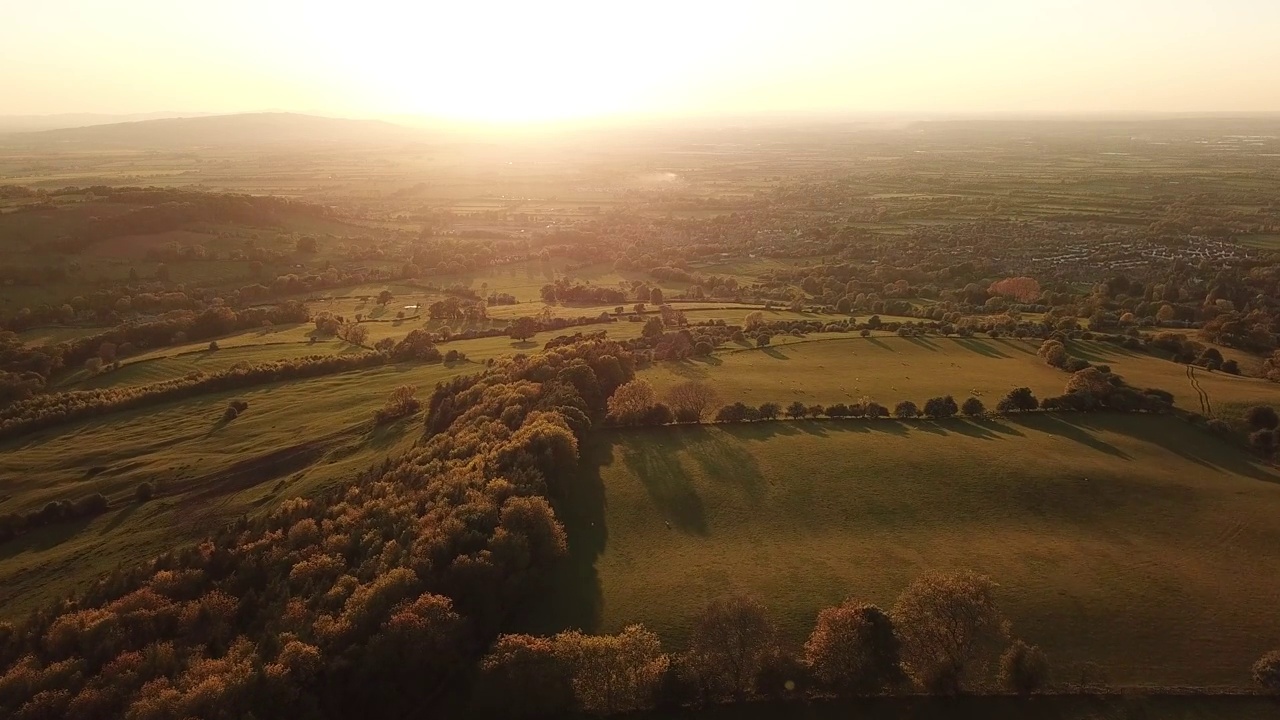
[524,416,1280,686]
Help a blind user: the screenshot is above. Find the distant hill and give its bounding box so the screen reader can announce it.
[0,113,421,148]
[0,112,211,133]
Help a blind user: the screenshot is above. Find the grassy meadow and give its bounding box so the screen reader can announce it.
[0,359,474,619]
[523,416,1280,687]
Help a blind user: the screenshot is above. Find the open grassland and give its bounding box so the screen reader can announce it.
[524,416,1280,687]
[0,359,473,620]
[640,336,1280,418]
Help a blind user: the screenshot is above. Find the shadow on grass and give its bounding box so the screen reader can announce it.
[1007,414,1133,460]
[99,502,142,536]
[1067,341,1133,363]
[0,515,96,560]
[994,338,1036,356]
[867,337,893,352]
[1072,413,1280,483]
[515,437,612,635]
[954,338,1014,359]
[905,336,940,352]
[761,346,789,360]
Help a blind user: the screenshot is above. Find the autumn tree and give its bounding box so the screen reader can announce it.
[803,601,904,695]
[607,379,658,425]
[555,625,668,715]
[892,571,1008,693]
[509,316,538,342]
[744,311,765,330]
[999,640,1050,696]
[378,290,394,306]
[375,385,420,424]
[1064,367,1112,396]
[665,381,719,423]
[476,635,576,718]
[688,596,778,700]
[1253,650,1280,692]
[1037,339,1067,368]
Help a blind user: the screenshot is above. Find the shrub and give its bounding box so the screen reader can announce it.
[804,601,904,695]
[1254,650,1280,692]
[1246,405,1279,431]
[445,349,460,363]
[893,401,919,419]
[135,482,154,503]
[715,402,758,423]
[999,640,1050,695]
[1249,429,1276,458]
[1062,356,1090,372]
[961,397,985,416]
[640,403,675,426]
[223,399,249,421]
[1221,359,1240,375]
[375,385,421,424]
[208,340,219,351]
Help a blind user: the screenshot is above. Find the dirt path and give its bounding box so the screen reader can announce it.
[1187,365,1212,415]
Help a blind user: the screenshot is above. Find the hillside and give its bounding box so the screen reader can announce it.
[0,112,422,148]
[522,417,1280,687]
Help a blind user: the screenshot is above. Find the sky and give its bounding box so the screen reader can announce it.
[3,0,1279,123]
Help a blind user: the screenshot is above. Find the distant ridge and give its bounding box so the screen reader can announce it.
[0,112,421,148]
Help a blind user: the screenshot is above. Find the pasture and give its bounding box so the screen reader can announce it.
[640,335,1280,419]
[524,416,1280,687]
[0,359,473,619]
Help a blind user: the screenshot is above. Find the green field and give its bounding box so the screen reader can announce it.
[640,336,1280,419]
[524,416,1280,687]
[0,359,473,619]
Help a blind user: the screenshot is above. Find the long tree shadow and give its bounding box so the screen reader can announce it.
[1009,414,1132,460]
[904,336,940,352]
[0,515,96,560]
[976,418,1026,437]
[1066,341,1131,363]
[681,426,769,506]
[954,338,1014,359]
[515,437,612,635]
[98,501,142,536]
[994,338,1036,356]
[867,337,894,352]
[1071,413,1280,483]
[620,430,708,535]
[761,346,789,360]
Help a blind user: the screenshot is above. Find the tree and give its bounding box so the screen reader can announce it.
[894,401,919,419]
[1246,405,1279,431]
[807,404,825,418]
[804,601,904,695]
[1253,650,1280,692]
[509,316,538,342]
[378,290,394,306]
[924,396,957,418]
[786,401,808,419]
[757,402,781,420]
[650,287,664,305]
[744,311,765,330]
[1065,367,1111,396]
[688,596,778,700]
[476,634,575,718]
[1037,339,1067,368]
[642,317,665,339]
[892,571,1008,694]
[997,387,1038,413]
[376,385,420,424]
[756,334,772,347]
[607,379,658,425]
[961,397,985,416]
[666,381,719,423]
[344,324,369,346]
[1222,359,1240,375]
[555,625,668,715]
[999,640,1049,696]
[135,482,154,503]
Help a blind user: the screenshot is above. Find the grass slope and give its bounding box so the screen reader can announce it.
[525,415,1280,687]
[0,360,473,619]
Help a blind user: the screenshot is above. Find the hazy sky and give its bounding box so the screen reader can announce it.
[4,0,1278,122]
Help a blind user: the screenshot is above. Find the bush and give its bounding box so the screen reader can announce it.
[715,402,758,423]
[375,385,421,424]
[208,340,219,351]
[1221,359,1240,375]
[999,640,1050,695]
[961,397,985,416]
[1246,405,1279,431]
[1062,356,1090,372]
[1253,650,1280,692]
[1249,429,1276,458]
[135,482,154,503]
[223,399,249,421]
